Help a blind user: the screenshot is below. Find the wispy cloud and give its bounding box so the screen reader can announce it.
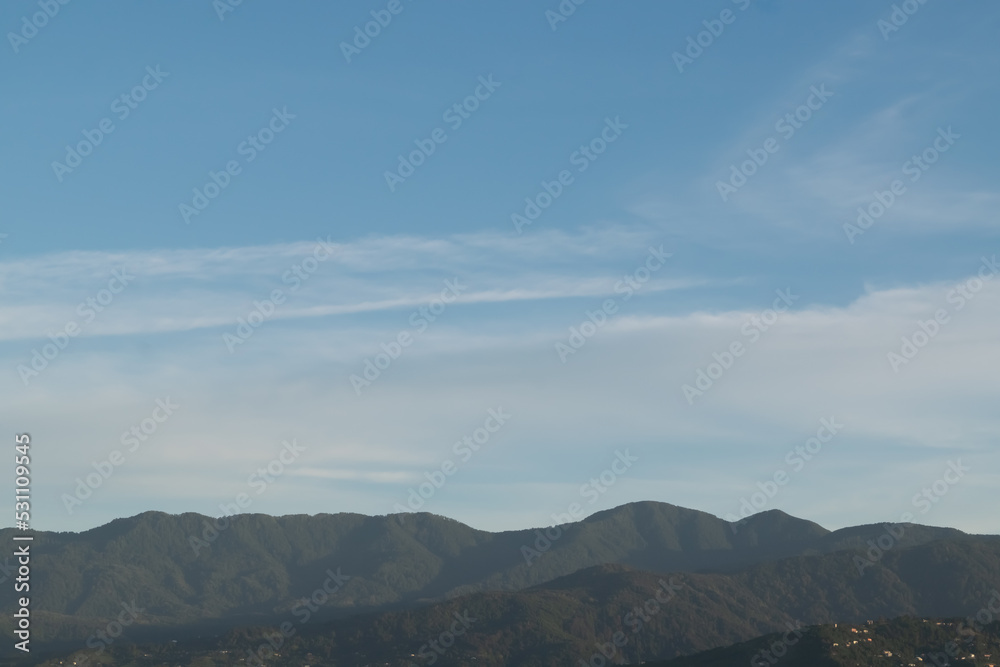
[0,228,702,342]
[9,241,999,534]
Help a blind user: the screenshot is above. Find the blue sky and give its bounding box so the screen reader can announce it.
[2,0,998,534]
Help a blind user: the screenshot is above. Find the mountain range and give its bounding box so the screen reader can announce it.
[2,501,997,665]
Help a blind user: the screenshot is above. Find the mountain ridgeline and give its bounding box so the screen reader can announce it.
[0,501,996,664]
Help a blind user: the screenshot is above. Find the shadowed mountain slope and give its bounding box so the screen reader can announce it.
[14,539,1000,666]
